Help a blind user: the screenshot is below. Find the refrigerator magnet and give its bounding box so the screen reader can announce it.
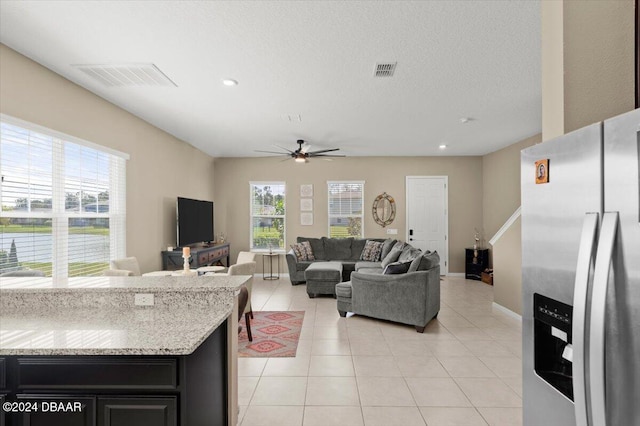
[535,159,549,184]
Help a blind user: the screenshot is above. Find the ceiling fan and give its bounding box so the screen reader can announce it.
[255,139,345,163]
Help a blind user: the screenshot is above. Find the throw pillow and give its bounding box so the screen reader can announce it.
[383,261,411,275]
[399,246,422,263]
[291,241,315,261]
[380,238,397,259]
[381,242,405,268]
[360,240,384,261]
[297,237,325,260]
[408,249,428,272]
[417,250,440,271]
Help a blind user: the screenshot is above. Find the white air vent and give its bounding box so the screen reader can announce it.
[374,62,397,77]
[72,63,177,87]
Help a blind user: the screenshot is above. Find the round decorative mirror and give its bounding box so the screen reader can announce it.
[372,192,396,227]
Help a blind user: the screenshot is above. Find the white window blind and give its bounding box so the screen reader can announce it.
[250,182,285,251]
[0,115,127,277]
[328,181,364,238]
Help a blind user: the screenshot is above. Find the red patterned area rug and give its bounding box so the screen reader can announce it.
[238,311,305,357]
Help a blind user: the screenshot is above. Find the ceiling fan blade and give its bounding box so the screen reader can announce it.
[307,148,340,155]
[311,154,346,158]
[274,144,294,153]
[255,150,290,155]
[301,143,311,153]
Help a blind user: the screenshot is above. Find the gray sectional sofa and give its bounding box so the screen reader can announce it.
[286,236,441,331]
[286,237,391,285]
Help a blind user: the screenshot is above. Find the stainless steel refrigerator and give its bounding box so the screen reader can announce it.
[521,108,640,426]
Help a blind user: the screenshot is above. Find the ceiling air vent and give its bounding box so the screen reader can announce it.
[374,62,397,77]
[72,63,177,87]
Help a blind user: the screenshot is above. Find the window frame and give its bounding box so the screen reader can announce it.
[327,180,365,239]
[0,114,128,277]
[249,181,286,253]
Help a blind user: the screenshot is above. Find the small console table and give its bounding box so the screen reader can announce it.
[465,248,489,281]
[162,243,230,271]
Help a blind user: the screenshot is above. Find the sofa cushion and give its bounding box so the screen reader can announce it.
[381,242,405,268]
[296,260,325,271]
[291,241,315,261]
[323,237,353,260]
[355,261,382,271]
[408,250,429,272]
[383,261,412,275]
[357,268,384,275]
[417,251,440,271]
[335,281,352,298]
[380,238,397,259]
[360,240,384,261]
[351,239,367,260]
[398,246,422,263]
[297,237,325,260]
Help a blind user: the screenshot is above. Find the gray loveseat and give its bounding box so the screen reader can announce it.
[336,250,441,332]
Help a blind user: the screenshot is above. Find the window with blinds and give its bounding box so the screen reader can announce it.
[250,182,285,251]
[0,115,127,277]
[328,181,364,238]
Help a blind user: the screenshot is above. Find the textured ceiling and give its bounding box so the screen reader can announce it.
[0,1,541,157]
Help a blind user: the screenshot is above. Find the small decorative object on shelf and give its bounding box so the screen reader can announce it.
[181,246,196,276]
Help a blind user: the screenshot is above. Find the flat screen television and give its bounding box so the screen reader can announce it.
[177,197,214,247]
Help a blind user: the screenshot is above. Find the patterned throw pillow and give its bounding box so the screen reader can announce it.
[360,240,384,261]
[291,241,315,261]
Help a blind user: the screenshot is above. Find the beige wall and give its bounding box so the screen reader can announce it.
[214,156,483,273]
[542,0,635,140]
[0,44,216,273]
[482,134,539,316]
[492,216,522,314]
[482,134,540,244]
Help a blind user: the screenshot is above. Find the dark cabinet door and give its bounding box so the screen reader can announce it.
[17,395,95,426]
[0,394,5,426]
[97,397,176,426]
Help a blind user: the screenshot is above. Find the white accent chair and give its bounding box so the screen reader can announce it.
[108,257,141,276]
[210,251,257,340]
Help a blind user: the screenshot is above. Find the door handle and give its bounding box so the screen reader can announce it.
[572,213,599,426]
[589,211,618,426]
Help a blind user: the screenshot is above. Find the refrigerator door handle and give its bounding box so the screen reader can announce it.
[573,212,599,426]
[589,211,619,426]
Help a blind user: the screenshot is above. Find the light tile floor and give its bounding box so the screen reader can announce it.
[238,275,522,426]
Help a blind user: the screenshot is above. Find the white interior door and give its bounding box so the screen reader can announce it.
[406,176,448,275]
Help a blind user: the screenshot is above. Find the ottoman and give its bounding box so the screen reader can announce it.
[305,261,343,298]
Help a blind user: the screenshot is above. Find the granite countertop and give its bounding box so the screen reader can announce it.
[0,275,249,356]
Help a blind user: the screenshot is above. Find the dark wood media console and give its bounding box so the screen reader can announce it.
[161,243,230,271]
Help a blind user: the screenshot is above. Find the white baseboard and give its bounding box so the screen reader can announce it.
[492,302,522,321]
[446,272,465,277]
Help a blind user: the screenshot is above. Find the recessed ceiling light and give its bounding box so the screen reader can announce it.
[459,117,473,124]
[439,144,447,149]
[222,79,238,86]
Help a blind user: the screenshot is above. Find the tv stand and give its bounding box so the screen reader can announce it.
[162,242,230,271]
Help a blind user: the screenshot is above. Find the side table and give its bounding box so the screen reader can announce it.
[262,253,280,280]
[465,248,489,280]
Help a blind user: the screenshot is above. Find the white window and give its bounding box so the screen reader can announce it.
[328,181,364,238]
[0,115,128,277]
[250,182,285,251]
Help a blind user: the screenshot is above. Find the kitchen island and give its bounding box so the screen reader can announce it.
[0,275,248,426]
